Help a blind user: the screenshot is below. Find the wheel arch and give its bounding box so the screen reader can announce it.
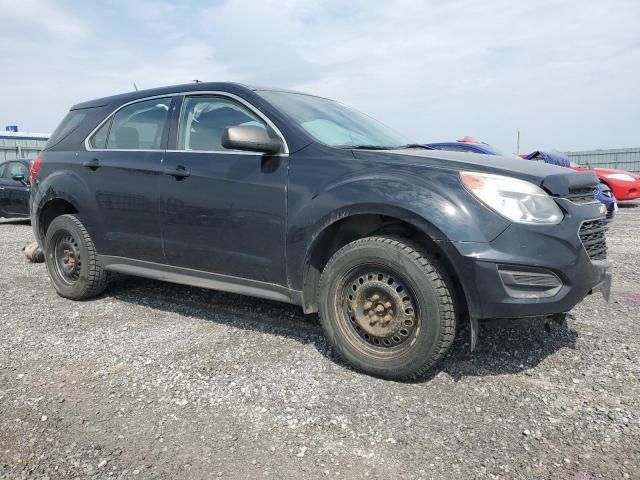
[37,197,79,242]
[32,169,97,246]
[300,207,469,318]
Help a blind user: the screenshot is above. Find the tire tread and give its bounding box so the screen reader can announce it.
[46,214,108,299]
[318,235,456,380]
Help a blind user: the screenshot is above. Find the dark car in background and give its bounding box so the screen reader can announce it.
[0,158,31,219]
[30,83,611,380]
[425,136,520,157]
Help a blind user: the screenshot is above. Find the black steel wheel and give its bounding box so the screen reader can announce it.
[318,235,456,380]
[52,233,82,285]
[342,267,420,353]
[44,214,108,300]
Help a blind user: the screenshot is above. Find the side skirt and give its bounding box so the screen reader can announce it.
[98,255,302,306]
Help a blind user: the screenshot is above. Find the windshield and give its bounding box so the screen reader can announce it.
[257,90,413,148]
[477,143,507,156]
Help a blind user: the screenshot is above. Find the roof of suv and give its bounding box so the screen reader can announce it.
[71,82,321,110]
[71,82,252,110]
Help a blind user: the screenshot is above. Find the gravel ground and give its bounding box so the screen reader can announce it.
[1,205,639,480]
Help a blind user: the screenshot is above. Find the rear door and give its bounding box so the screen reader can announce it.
[79,96,174,263]
[158,94,289,284]
[0,161,30,216]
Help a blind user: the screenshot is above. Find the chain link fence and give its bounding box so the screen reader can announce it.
[566,148,640,173]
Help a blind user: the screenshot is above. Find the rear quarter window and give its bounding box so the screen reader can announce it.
[45,110,89,149]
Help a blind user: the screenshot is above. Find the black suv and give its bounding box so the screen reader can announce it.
[31,83,611,379]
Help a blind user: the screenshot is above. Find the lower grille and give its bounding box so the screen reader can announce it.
[565,186,598,204]
[579,220,607,260]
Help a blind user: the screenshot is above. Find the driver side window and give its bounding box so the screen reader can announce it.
[3,162,28,179]
[177,96,269,152]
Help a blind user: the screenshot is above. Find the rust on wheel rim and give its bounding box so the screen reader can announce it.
[54,233,82,284]
[342,269,418,349]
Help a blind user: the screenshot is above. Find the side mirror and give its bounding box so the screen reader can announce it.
[12,174,27,184]
[221,126,283,154]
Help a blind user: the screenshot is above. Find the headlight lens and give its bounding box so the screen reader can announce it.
[605,173,636,182]
[461,171,563,224]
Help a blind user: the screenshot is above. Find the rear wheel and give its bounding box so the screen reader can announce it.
[318,235,456,380]
[44,214,108,300]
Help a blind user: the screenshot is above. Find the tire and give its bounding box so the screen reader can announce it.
[318,235,456,380]
[44,214,108,300]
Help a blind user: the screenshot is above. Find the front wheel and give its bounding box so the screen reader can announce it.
[44,214,108,300]
[318,235,456,380]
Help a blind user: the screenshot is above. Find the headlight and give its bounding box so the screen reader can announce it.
[605,173,636,182]
[460,171,563,225]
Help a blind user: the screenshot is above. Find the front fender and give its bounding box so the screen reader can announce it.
[286,170,509,291]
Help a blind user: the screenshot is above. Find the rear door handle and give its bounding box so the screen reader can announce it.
[82,158,101,170]
[163,165,190,179]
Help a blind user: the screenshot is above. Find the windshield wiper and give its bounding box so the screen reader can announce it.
[397,144,434,150]
[337,144,398,150]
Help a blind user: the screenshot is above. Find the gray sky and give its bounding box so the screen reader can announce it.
[1,0,638,153]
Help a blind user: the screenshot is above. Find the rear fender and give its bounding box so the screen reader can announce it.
[32,170,103,246]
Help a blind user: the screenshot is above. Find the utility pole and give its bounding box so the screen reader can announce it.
[516,130,521,155]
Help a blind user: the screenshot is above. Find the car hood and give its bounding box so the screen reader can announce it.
[352,148,600,196]
[594,168,640,179]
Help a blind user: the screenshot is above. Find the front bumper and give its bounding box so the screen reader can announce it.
[611,181,640,201]
[448,198,612,320]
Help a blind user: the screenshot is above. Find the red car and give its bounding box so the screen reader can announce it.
[569,165,640,201]
[522,152,640,201]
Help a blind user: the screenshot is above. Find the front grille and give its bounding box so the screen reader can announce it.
[565,186,598,204]
[579,219,607,260]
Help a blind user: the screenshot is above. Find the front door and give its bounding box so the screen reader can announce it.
[0,161,30,216]
[159,94,288,285]
[79,96,173,263]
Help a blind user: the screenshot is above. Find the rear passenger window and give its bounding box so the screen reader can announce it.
[98,97,171,150]
[90,118,112,149]
[177,96,270,151]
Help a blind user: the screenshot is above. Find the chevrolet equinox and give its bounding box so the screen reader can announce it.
[30,83,612,379]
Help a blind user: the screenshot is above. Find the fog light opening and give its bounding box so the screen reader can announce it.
[498,267,563,299]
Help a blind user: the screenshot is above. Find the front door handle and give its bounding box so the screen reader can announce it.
[163,165,190,180]
[0,186,4,190]
[82,158,101,170]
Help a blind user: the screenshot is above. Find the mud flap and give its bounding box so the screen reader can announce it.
[469,316,479,352]
[600,271,612,302]
[590,268,612,302]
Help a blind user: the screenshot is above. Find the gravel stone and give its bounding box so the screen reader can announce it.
[1,205,639,478]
